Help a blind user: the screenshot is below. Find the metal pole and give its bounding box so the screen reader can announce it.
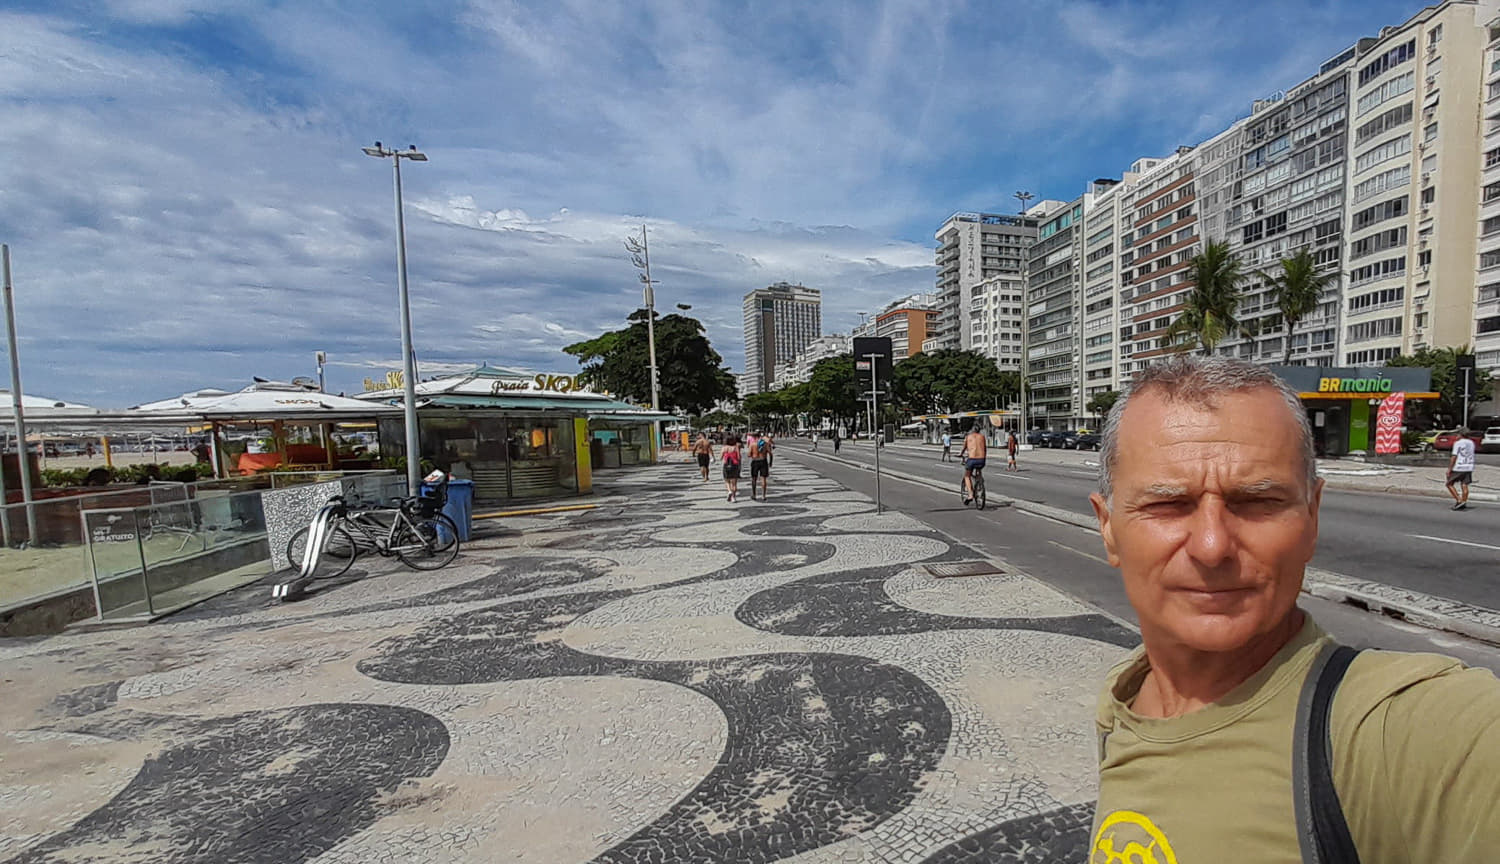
[393,157,422,495]
[869,354,882,513]
[2,245,37,544]
[641,225,661,455]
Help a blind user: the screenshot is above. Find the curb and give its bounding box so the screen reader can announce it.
[1303,568,1500,648]
[786,448,1500,648]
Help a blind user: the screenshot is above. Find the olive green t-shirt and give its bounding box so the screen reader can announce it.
[1091,615,1500,863]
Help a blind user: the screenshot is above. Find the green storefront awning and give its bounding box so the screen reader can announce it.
[420,394,671,418]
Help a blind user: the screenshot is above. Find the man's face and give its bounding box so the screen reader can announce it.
[1089,387,1322,654]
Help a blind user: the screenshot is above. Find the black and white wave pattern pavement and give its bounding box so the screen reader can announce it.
[0,462,1133,863]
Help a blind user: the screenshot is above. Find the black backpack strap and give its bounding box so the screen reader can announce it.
[1293,642,1364,864]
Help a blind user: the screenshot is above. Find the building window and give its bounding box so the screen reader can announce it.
[1356,71,1416,117]
[1354,102,1414,145]
[1358,40,1417,87]
[1346,316,1403,343]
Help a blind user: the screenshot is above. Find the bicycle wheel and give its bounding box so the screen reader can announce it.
[974,472,987,510]
[395,513,461,570]
[286,524,357,578]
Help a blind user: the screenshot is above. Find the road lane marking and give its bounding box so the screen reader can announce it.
[1407,534,1500,551]
[1046,539,1111,565]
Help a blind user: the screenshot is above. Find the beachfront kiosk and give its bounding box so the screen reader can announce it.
[1270,365,1435,457]
[358,366,674,502]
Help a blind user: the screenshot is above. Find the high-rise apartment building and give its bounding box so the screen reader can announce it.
[1026,197,1090,425]
[968,274,1027,370]
[1115,154,1197,380]
[1079,177,1127,403]
[874,296,937,361]
[1475,13,1500,373]
[930,212,1037,352]
[742,282,822,395]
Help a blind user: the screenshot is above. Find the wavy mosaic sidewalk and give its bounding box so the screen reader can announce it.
[0,462,1135,864]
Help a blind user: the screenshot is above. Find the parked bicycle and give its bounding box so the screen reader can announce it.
[275,484,459,598]
[961,464,987,511]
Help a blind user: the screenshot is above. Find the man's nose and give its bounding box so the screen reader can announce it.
[1184,497,1235,569]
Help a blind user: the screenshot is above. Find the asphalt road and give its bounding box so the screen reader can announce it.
[774,443,1500,675]
[802,439,1500,613]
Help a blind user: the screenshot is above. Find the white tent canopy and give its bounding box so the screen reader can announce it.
[128,380,399,422]
[0,389,99,419]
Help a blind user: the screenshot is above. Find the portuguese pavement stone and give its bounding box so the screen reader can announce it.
[0,462,1134,862]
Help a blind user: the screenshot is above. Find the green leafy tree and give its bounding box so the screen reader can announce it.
[1086,390,1120,419]
[742,391,783,429]
[564,309,736,415]
[1167,240,1246,354]
[805,355,863,430]
[1259,248,1334,363]
[1385,346,1493,426]
[891,350,1017,415]
[696,409,745,430]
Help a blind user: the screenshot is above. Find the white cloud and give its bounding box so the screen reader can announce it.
[0,0,1420,407]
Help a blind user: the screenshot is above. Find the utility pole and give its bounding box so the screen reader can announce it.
[2,245,37,545]
[625,226,661,451]
[1014,191,1034,437]
[361,142,428,495]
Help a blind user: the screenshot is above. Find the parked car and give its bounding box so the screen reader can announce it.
[1482,426,1500,453]
[1432,429,1484,451]
[1069,431,1101,451]
[1026,429,1049,446]
[1037,430,1068,449]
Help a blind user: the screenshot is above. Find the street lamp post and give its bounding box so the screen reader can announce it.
[625,226,663,452]
[1014,191,1034,436]
[363,142,428,495]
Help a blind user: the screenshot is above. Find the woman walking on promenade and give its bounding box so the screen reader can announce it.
[722,436,744,502]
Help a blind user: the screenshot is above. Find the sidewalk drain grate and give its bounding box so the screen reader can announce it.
[923,561,1004,578]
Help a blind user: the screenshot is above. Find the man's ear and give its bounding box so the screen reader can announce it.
[1089,492,1121,567]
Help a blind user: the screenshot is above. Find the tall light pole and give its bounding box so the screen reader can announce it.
[363,142,427,494]
[625,226,661,448]
[2,245,37,545]
[1014,191,1034,435]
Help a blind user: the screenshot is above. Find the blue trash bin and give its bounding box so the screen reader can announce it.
[421,479,475,542]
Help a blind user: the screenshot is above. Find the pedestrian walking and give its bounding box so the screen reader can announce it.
[1006,429,1018,472]
[832,429,841,453]
[748,430,771,500]
[1087,355,1500,861]
[942,431,952,462]
[692,433,715,482]
[811,430,818,451]
[1447,427,1476,510]
[722,436,743,502]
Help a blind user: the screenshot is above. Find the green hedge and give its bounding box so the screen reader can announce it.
[39,462,215,487]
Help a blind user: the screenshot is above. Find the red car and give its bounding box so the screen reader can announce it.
[1432,429,1484,451]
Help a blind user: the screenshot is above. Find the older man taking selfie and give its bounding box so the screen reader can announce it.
[1087,356,1499,863]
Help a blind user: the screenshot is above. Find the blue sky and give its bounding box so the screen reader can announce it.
[0,0,1425,406]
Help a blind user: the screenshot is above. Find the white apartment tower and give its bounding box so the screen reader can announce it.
[1475,11,1500,374]
[742,282,822,395]
[930,212,1038,353]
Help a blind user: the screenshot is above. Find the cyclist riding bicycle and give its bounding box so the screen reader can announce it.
[960,423,987,505]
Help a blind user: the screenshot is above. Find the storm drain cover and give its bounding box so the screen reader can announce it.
[922,560,1004,579]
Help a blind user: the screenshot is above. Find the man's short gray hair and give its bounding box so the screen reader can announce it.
[1098,355,1317,501]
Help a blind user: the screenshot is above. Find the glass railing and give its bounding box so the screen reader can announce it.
[0,497,96,610]
[0,469,407,623]
[86,487,273,621]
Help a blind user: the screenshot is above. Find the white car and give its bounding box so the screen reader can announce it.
[1483,426,1500,453]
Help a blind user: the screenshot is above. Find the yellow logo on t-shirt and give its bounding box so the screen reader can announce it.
[1091,810,1178,864]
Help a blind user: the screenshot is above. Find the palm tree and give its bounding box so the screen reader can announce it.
[1259,247,1334,363]
[1166,239,1247,355]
